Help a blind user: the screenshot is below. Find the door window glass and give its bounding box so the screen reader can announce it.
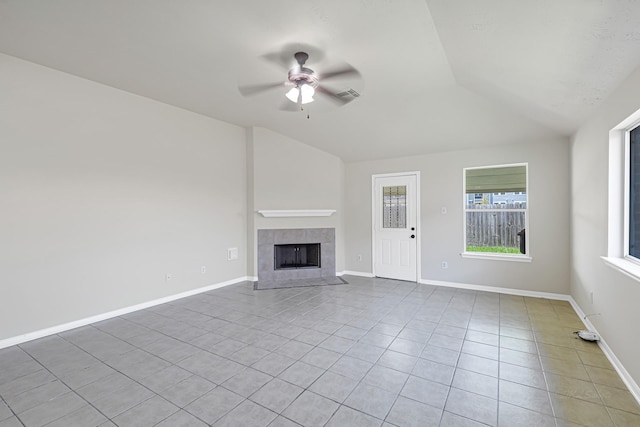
[383,186,407,228]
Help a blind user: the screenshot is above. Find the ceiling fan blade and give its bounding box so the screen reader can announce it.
[320,65,360,81]
[315,85,353,105]
[261,52,292,70]
[238,82,286,97]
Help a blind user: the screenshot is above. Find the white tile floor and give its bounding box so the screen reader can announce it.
[0,275,639,426]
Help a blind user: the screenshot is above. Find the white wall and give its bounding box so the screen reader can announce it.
[0,54,247,342]
[571,65,640,388]
[247,127,345,276]
[345,139,570,294]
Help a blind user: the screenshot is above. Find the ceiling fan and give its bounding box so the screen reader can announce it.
[238,51,361,109]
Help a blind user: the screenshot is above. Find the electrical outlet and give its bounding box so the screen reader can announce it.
[201,266,206,274]
[441,261,448,269]
[441,207,447,215]
[228,247,238,261]
[165,273,172,281]
[357,254,363,261]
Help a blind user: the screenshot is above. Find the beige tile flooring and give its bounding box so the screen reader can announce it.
[0,275,639,426]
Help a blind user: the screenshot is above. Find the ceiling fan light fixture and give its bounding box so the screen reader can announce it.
[285,84,315,104]
[300,84,315,104]
[285,87,299,103]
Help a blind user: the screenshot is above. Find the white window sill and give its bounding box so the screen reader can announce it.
[461,252,532,262]
[601,256,640,282]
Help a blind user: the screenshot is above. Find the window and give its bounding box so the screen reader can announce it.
[383,185,407,228]
[604,108,640,280]
[629,125,640,259]
[463,164,530,260]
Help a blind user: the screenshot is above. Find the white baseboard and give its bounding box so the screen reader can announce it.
[567,298,640,405]
[0,276,249,350]
[340,270,376,278]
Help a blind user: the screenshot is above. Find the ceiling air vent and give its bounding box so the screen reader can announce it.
[336,88,360,99]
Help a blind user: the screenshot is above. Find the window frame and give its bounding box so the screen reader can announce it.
[624,124,640,263]
[604,108,640,281]
[462,163,532,262]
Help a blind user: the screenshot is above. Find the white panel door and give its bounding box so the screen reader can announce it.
[373,174,418,281]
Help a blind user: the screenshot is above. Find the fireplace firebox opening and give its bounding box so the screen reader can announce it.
[274,243,321,270]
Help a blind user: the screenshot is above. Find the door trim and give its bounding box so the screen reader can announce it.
[371,171,421,281]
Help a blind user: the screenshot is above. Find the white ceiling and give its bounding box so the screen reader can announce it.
[2,0,640,162]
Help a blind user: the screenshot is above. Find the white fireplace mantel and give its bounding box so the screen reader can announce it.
[257,209,336,218]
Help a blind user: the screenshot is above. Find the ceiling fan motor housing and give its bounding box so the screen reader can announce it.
[288,67,319,89]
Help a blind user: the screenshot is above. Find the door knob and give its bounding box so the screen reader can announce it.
[410,234,415,239]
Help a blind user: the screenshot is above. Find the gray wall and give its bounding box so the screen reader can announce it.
[345,140,571,294]
[0,54,247,341]
[247,127,345,276]
[571,65,640,387]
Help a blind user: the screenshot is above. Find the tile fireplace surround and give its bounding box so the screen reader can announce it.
[256,228,343,290]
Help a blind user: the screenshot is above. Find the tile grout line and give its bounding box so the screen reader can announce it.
[530,300,561,427]
[54,327,184,426]
[15,336,114,426]
[0,392,25,427]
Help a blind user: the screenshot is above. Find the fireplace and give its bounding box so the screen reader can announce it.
[275,243,321,270]
[256,228,343,289]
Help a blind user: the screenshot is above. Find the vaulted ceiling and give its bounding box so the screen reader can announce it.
[2,0,640,162]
